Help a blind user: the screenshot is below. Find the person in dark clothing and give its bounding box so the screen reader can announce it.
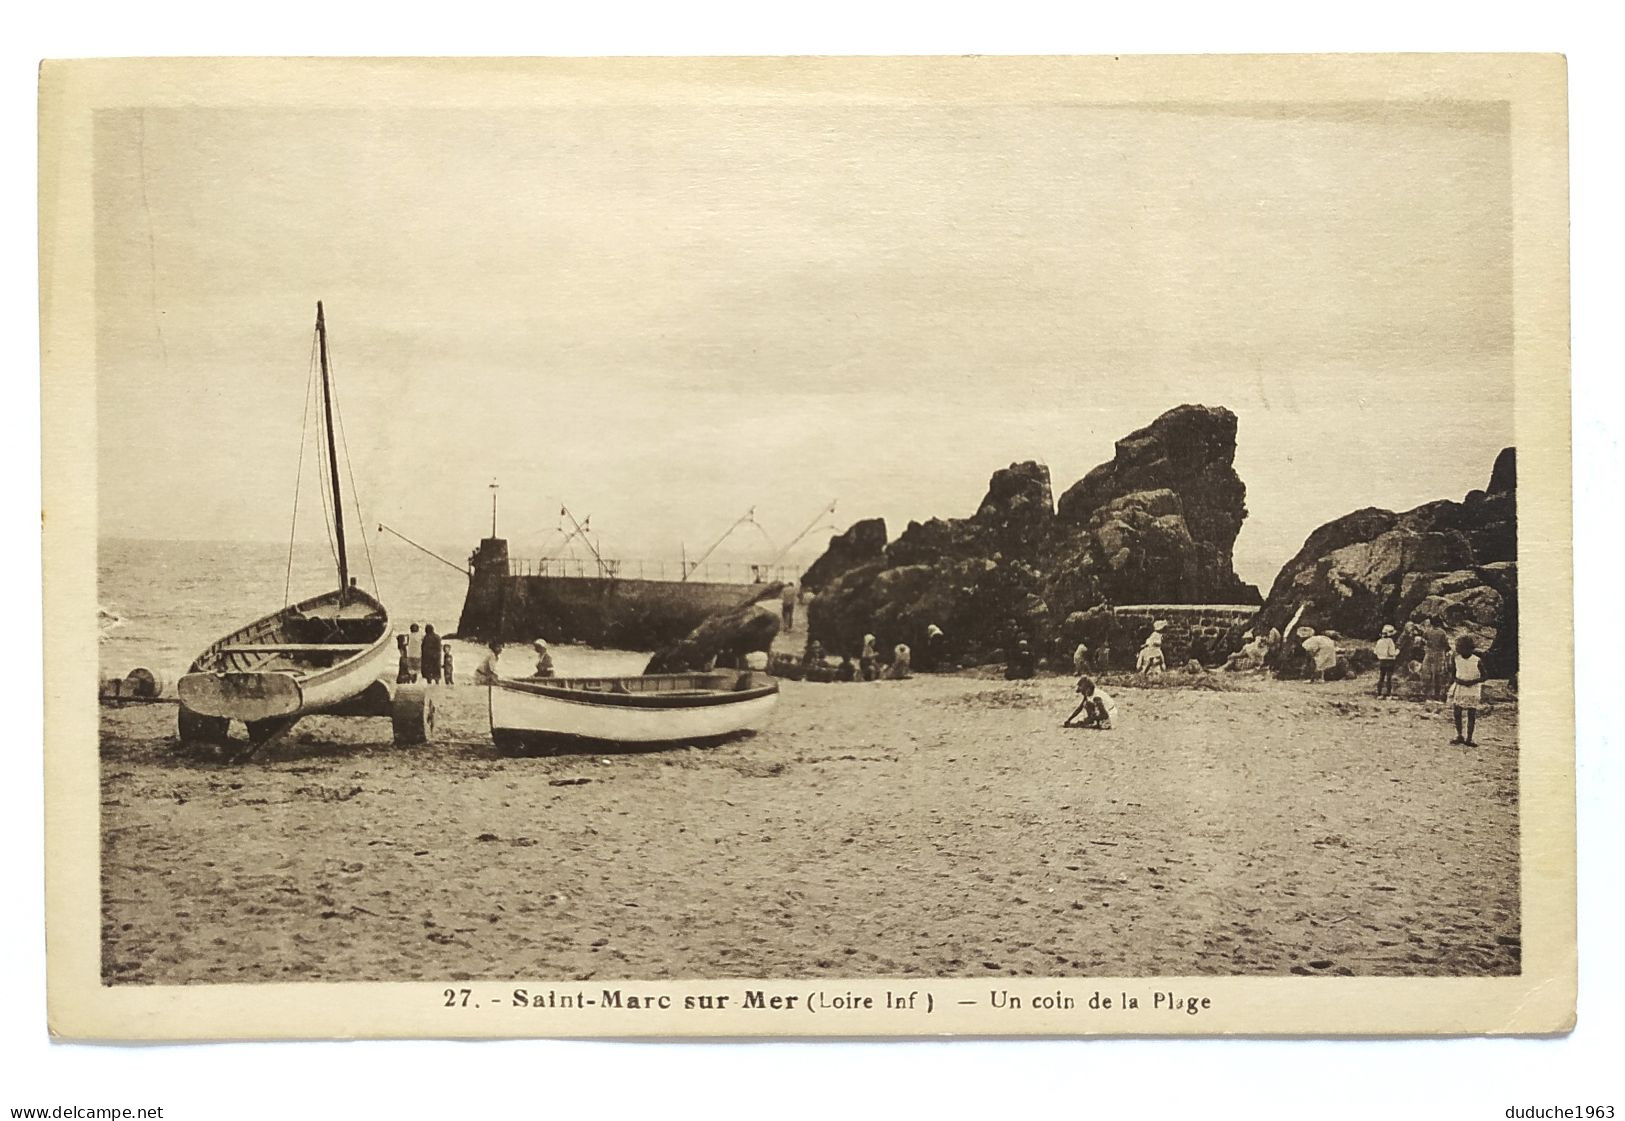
[421,624,443,685]
[781,582,798,631]
[1005,638,1036,680]
[924,624,948,672]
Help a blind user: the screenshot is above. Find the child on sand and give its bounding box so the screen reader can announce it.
[1064,676,1116,730]
[442,644,454,686]
[1448,635,1485,746]
[1373,624,1400,697]
[836,654,857,682]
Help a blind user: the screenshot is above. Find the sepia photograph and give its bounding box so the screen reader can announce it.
[40,54,1573,1039]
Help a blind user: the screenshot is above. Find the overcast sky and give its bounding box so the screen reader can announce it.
[94,100,1511,588]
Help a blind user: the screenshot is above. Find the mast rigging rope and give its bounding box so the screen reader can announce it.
[284,332,321,606]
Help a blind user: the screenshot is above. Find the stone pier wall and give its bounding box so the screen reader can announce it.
[454,536,775,648]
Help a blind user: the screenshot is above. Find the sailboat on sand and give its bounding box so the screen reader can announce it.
[176,303,404,760]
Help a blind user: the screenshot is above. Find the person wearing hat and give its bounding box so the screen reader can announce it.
[1372,624,1401,697]
[859,633,880,681]
[531,639,556,679]
[1136,630,1166,678]
[924,623,948,672]
[1298,627,1338,683]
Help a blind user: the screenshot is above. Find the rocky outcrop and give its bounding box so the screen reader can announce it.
[800,518,888,591]
[1054,404,1254,605]
[1488,446,1516,496]
[1256,450,1518,676]
[802,405,1260,666]
[644,600,782,674]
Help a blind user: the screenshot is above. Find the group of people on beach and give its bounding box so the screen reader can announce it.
[795,620,965,683]
[1054,613,1491,746]
[776,599,1495,748]
[1247,616,1490,746]
[471,639,555,685]
[800,633,916,682]
[396,624,562,689]
[1368,620,1487,746]
[395,622,453,685]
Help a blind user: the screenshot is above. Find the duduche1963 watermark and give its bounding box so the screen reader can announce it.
[1504,1108,1615,1119]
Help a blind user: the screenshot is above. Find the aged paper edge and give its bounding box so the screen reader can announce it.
[40,54,1575,1040]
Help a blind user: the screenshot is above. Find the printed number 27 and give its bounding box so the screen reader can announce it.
[444,988,472,1008]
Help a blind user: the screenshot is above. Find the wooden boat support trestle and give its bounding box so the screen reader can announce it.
[177,679,435,763]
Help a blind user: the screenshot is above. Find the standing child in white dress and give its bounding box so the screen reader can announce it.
[1448,635,1484,746]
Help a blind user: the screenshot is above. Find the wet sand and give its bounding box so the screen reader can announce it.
[99,672,1519,983]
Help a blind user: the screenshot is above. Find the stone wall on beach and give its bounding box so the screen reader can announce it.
[1104,604,1262,669]
[802,404,1262,666]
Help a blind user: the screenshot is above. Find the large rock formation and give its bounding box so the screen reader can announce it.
[1255,450,1518,676]
[803,405,1260,666]
[800,518,888,591]
[644,597,782,674]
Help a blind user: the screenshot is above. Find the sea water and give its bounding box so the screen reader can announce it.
[97,537,650,683]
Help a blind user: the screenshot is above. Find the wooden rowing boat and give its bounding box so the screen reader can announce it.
[488,670,779,753]
[178,586,394,724]
[176,302,396,759]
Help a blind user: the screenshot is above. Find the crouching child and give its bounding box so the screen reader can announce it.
[1064,675,1117,730]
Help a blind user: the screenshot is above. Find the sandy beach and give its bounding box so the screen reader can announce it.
[98,670,1519,984]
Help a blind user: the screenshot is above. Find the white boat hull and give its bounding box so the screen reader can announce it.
[177,587,394,725]
[178,639,395,721]
[489,673,778,751]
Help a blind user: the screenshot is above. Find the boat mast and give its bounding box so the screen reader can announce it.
[315,301,350,597]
